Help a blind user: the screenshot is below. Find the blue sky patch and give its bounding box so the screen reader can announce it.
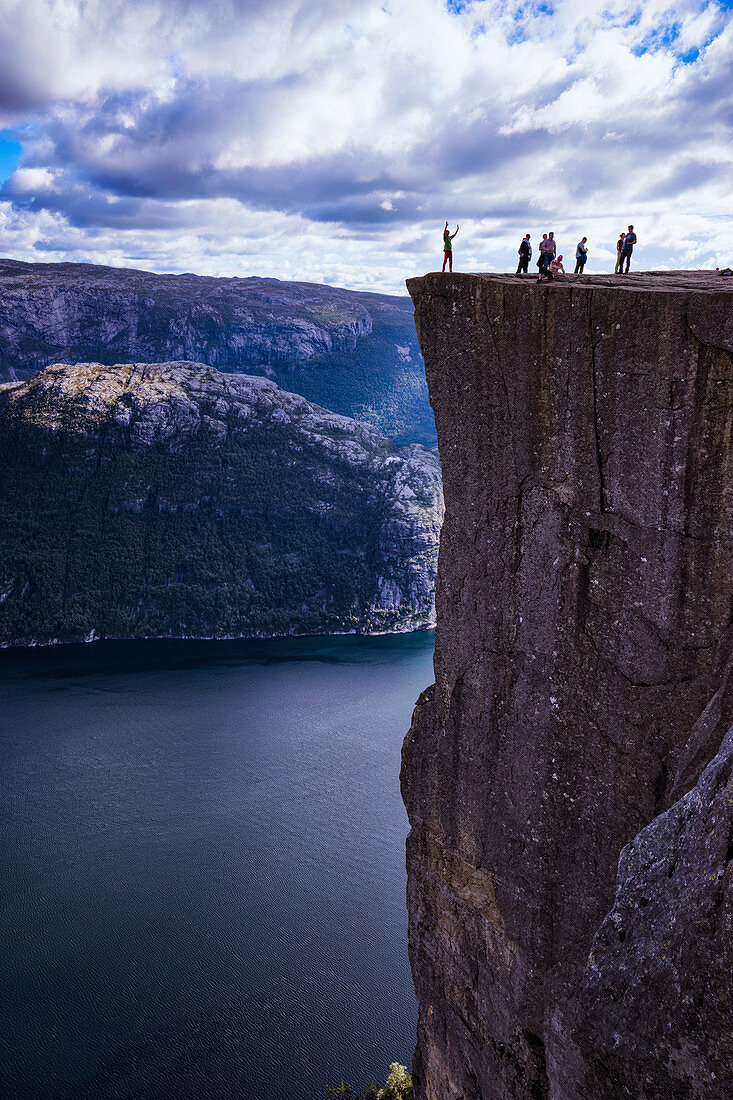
[0,134,22,183]
[508,2,556,41]
[512,2,555,18]
[631,21,682,56]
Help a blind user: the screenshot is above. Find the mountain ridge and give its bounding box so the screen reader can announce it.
[0,258,435,445]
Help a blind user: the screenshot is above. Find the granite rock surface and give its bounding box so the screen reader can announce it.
[0,361,443,645]
[402,271,733,1099]
[578,722,733,1099]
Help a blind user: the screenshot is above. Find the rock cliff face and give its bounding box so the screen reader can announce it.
[0,361,443,646]
[402,272,732,1099]
[0,259,435,444]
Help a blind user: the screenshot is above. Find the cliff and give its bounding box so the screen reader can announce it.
[0,361,443,646]
[0,259,435,445]
[402,271,733,1099]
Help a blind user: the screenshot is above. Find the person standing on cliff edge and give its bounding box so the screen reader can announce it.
[538,231,555,277]
[516,233,532,274]
[442,222,459,272]
[619,225,637,273]
[575,237,588,274]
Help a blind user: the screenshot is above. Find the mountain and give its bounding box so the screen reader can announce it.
[0,259,435,445]
[0,361,443,647]
[402,271,733,1099]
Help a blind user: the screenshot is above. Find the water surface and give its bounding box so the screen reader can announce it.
[1,632,434,1099]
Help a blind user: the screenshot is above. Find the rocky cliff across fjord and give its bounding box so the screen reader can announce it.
[0,361,443,646]
[0,258,435,445]
[402,271,732,1099]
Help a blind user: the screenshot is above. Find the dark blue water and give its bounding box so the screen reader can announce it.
[1,631,434,1100]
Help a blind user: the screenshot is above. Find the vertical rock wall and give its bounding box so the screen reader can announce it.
[402,272,733,1099]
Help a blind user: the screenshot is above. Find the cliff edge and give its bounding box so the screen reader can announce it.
[402,271,732,1099]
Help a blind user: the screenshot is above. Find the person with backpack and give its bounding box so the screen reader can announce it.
[575,237,588,274]
[619,225,637,273]
[614,231,626,274]
[442,221,459,272]
[516,233,532,274]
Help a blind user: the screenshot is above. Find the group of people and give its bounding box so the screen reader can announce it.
[516,231,584,281]
[440,222,639,277]
[614,226,637,273]
[517,227,636,279]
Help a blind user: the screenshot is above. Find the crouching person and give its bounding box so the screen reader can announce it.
[538,254,565,282]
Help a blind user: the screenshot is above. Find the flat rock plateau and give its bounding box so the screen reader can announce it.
[402,271,732,1099]
[0,361,443,646]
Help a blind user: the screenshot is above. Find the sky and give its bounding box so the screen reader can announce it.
[0,0,731,294]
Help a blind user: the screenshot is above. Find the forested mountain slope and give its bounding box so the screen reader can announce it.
[0,361,443,646]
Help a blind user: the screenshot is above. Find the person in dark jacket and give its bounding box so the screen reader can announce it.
[516,233,532,274]
[538,232,555,276]
[574,237,588,274]
[614,231,626,274]
[536,233,548,271]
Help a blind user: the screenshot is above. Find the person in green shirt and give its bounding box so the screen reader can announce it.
[442,221,459,272]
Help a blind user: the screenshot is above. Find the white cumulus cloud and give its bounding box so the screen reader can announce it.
[0,0,730,292]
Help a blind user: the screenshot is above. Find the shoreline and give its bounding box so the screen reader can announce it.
[0,619,437,653]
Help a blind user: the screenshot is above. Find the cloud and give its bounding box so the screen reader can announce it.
[0,0,731,292]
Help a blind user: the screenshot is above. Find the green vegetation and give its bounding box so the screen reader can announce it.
[276,303,435,446]
[0,366,441,646]
[0,422,381,643]
[327,1063,413,1099]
